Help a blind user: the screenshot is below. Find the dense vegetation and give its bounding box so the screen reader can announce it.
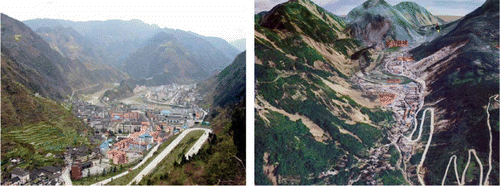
[213,52,246,107]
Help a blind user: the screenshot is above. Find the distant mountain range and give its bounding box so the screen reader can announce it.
[122,31,233,85]
[24,19,240,71]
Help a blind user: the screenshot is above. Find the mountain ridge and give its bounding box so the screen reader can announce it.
[24,18,240,68]
[346,0,444,47]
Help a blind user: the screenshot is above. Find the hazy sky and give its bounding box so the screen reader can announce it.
[255,0,486,16]
[1,0,248,42]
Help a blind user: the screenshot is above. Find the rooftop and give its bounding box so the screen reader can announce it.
[11,168,29,176]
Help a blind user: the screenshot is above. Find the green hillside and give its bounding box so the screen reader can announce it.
[1,66,92,171]
[394,1,445,26]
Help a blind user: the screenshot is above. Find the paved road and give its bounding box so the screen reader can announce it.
[128,128,212,185]
[416,108,435,186]
[185,130,211,160]
[441,94,498,186]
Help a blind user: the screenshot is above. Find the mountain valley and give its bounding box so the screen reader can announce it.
[1,12,245,185]
[255,0,498,185]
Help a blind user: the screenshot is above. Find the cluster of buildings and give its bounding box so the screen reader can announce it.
[100,121,169,165]
[3,166,65,185]
[378,93,397,106]
[144,84,200,106]
[72,100,109,123]
[358,146,396,185]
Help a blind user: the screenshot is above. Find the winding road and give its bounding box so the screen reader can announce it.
[440,94,498,186]
[415,108,435,186]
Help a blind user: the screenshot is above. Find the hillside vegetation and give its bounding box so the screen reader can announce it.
[1,67,91,171]
[255,0,397,184]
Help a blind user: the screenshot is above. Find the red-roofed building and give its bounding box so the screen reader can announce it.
[114,138,132,150]
[106,149,128,164]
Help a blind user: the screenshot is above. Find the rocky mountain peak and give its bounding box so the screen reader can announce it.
[362,0,389,9]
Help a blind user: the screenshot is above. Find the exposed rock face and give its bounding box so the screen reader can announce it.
[346,14,392,47]
[346,0,443,45]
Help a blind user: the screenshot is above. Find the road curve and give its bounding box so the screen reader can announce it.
[127,128,212,185]
[440,94,498,186]
[416,108,435,186]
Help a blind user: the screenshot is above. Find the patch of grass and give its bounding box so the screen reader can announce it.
[338,122,383,148]
[379,169,408,185]
[388,145,399,166]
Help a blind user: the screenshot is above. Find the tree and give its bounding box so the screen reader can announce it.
[88,169,91,177]
[102,168,106,176]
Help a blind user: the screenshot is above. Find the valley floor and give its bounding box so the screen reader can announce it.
[354,39,498,185]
